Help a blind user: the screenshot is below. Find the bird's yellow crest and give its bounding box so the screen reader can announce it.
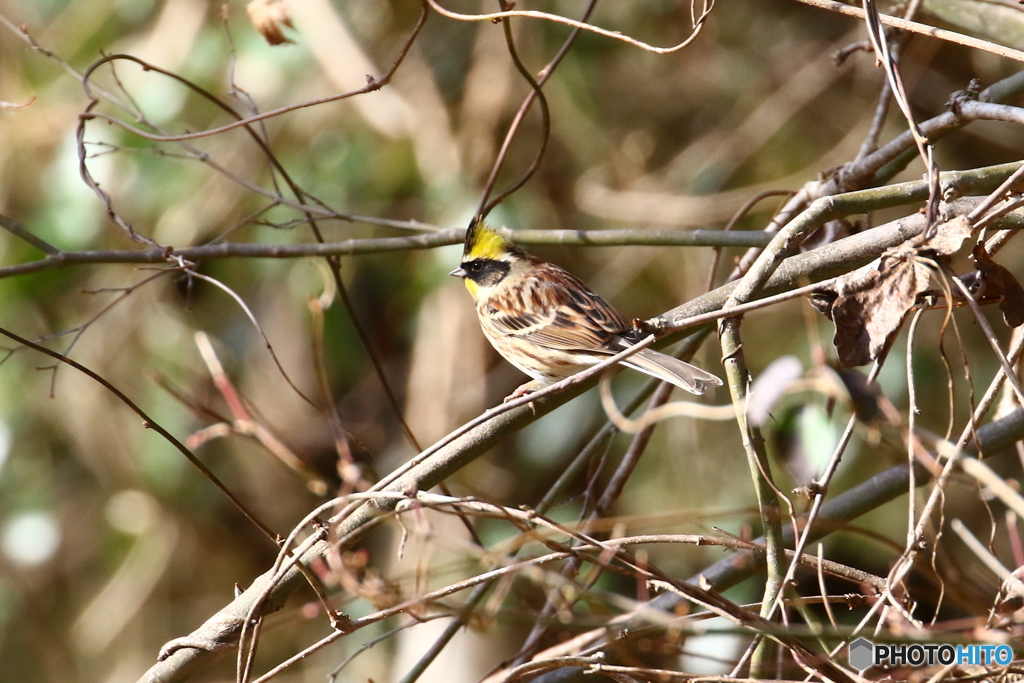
[463,217,509,261]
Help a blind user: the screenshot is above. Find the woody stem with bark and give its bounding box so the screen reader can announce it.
[717,316,785,676]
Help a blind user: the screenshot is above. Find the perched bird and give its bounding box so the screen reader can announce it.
[450,219,722,397]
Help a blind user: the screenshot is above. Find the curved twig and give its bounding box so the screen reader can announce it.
[75,6,430,143]
[425,0,713,55]
[0,324,278,543]
[476,6,552,217]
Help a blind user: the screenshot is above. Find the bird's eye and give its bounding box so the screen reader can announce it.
[466,261,481,272]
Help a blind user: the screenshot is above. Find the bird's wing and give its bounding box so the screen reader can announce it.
[483,264,630,352]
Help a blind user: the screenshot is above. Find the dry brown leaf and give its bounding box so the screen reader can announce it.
[914,214,974,257]
[812,255,932,366]
[247,0,295,46]
[812,215,977,367]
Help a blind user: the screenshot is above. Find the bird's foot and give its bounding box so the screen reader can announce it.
[504,380,543,402]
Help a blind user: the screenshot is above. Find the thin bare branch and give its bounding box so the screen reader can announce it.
[792,0,1024,62]
[424,0,713,55]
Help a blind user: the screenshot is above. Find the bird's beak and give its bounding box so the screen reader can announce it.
[449,267,467,279]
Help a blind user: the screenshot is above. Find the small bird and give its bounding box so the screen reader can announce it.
[450,219,722,397]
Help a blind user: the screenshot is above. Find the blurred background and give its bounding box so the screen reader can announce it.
[1,0,1024,681]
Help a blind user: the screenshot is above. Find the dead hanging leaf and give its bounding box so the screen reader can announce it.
[811,215,976,367]
[247,0,295,46]
[812,254,932,366]
[965,244,1024,327]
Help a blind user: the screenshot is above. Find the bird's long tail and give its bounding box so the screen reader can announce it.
[622,348,723,395]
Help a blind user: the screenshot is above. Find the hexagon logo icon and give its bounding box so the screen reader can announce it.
[848,638,874,672]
